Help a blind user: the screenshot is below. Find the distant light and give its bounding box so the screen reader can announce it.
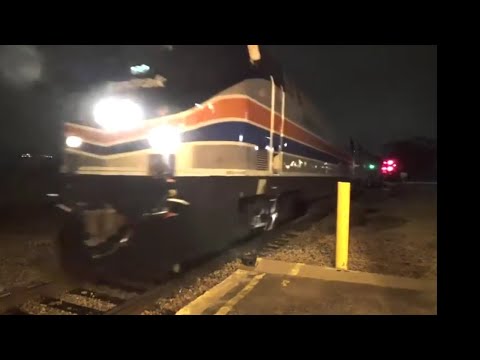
[393,164,397,167]
[265,145,272,151]
[254,146,259,151]
[381,167,387,171]
[66,136,83,148]
[195,103,203,109]
[383,161,387,164]
[387,166,393,171]
[368,164,376,170]
[284,143,288,147]
[387,160,394,165]
[239,134,244,142]
[46,193,59,197]
[21,153,32,158]
[56,204,72,213]
[130,64,150,75]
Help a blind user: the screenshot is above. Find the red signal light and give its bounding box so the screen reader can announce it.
[381,159,398,174]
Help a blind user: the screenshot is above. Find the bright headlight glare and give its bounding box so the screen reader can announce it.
[93,97,144,132]
[66,136,83,148]
[148,125,182,155]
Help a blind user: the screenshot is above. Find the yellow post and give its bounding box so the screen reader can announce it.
[336,182,351,270]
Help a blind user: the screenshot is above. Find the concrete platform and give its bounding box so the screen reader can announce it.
[176,259,437,315]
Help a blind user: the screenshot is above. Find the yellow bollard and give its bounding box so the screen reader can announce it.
[336,182,351,270]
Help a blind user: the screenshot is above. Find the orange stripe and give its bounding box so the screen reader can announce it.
[65,97,351,161]
[247,101,348,159]
[65,98,249,145]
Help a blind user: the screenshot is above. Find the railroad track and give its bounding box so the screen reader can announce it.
[0,276,182,315]
[1,200,327,315]
[1,229,298,316]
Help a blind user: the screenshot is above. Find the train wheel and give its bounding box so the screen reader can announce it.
[265,198,278,231]
[57,212,131,280]
[57,214,96,280]
[239,196,279,233]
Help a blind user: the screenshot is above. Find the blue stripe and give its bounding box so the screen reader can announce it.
[81,139,150,156]
[72,122,345,164]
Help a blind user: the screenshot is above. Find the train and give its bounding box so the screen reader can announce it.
[56,45,379,276]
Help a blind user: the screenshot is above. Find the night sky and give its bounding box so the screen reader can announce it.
[268,45,437,152]
[0,45,436,159]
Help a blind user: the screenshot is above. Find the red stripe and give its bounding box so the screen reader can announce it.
[65,97,351,161]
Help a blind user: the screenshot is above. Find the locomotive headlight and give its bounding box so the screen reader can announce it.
[66,136,83,148]
[93,97,144,132]
[148,125,182,155]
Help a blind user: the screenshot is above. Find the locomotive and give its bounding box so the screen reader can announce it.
[56,45,372,275]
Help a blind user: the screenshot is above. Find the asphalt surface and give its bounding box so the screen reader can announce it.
[177,263,437,315]
[220,273,436,315]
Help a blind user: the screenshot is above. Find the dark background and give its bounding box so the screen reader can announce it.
[268,45,437,153]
